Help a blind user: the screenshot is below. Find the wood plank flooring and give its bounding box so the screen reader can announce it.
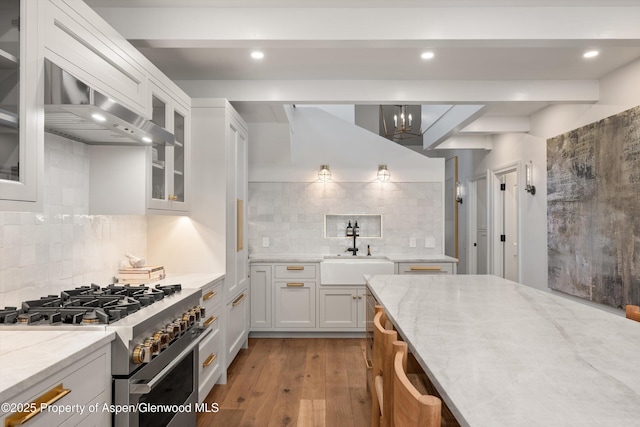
[197,338,371,427]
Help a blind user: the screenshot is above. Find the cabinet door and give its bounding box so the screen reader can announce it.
[319,287,358,328]
[274,282,316,328]
[357,289,367,329]
[226,290,248,368]
[250,265,272,329]
[148,89,170,209]
[226,116,249,302]
[0,0,40,207]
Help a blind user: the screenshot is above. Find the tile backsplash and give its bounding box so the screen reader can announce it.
[248,181,442,256]
[0,135,146,306]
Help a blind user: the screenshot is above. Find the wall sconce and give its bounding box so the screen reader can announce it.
[456,181,463,204]
[318,164,331,182]
[377,164,390,182]
[525,161,536,195]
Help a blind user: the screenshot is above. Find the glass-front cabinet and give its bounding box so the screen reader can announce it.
[0,0,39,208]
[148,83,189,212]
[0,1,19,183]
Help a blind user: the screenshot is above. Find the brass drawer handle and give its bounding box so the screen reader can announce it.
[232,293,246,306]
[410,266,442,271]
[5,384,71,427]
[203,315,218,328]
[287,283,304,287]
[203,290,216,301]
[286,266,304,270]
[203,353,217,368]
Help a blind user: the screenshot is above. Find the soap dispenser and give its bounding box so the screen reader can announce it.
[354,221,360,237]
[346,221,354,237]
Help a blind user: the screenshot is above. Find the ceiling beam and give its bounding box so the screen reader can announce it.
[174,79,599,104]
[460,116,530,134]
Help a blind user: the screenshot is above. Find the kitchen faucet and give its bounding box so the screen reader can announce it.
[346,221,360,256]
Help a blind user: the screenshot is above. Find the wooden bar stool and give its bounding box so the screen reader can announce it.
[392,341,442,427]
[372,305,397,427]
[626,305,640,322]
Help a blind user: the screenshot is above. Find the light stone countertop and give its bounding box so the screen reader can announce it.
[0,331,115,403]
[155,272,226,289]
[366,274,640,427]
[249,254,457,263]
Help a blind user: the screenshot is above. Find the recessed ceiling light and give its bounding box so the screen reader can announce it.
[420,51,435,60]
[91,113,106,122]
[583,50,599,59]
[142,136,152,143]
[251,51,264,60]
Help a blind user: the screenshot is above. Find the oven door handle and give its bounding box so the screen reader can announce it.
[130,328,211,395]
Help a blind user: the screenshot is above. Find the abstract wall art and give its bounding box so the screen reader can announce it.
[547,105,640,309]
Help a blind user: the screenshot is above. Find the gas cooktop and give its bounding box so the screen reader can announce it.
[0,283,183,326]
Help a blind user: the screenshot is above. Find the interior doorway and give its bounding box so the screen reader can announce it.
[467,175,488,274]
[492,168,519,282]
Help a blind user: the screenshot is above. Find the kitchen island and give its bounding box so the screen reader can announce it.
[365,274,640,427]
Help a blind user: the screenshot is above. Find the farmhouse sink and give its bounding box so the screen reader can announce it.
[320,257,394,285]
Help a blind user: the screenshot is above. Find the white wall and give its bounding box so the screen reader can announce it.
[0,135,147,306]
[454,58,640,293]
[249,106,444,183]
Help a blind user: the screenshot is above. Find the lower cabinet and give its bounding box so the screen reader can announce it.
[0,343,111,427]
[396,261,456,275]
[274,281,316,328]
[319,287,366,329]
[250,265,272,329]
[197,277,224,402]
[198,327,222,403]
[226,289,249,367]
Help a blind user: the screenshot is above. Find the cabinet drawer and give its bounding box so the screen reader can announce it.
[274,264,317,279]
[201,279,223,313]
[1,345,109,427]
[201,303,222,335]
[198,330,222,403]
[397,262,453,275]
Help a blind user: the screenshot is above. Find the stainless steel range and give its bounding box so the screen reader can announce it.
[0,283,209,427]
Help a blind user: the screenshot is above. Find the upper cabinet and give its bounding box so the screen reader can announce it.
[0,0,191,214]
[147,82,190,212]
[0,0,42,210]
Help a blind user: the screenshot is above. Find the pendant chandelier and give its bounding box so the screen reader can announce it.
[380,105,423,142]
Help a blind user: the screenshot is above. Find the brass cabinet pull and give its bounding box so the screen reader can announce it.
[410,266,442,271]
[203,353,217,368]
[286,266,304,270]
[203,291,216,301]
[203,315,217,328]
[287,283,304,287]
[5,384,71,427]
[237,199,243,252]
[232,293,246,306]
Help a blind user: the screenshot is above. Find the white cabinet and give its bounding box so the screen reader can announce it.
[396,261,457,275]
[274,281,317,328]
[198,278,224,402]
[0,343,111,427]
[0,0,42,210]
[226,289,248,368]
[146,82,190,213]
[319,287,366,329]
[250,264,272,329]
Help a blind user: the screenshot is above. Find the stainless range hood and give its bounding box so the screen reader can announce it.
[44,60,174,146]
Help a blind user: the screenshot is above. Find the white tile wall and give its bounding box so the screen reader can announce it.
[0,135,147,306]
[248,181,442,256]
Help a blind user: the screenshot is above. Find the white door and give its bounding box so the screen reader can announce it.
[496,171,519,281]
[469,176,488,274]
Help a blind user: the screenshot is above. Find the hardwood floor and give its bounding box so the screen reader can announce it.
[197,338,371,427]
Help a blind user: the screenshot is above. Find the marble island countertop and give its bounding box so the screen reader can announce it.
[249,254,457,263]
[0,331,115,403]
[366,274,640,427]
